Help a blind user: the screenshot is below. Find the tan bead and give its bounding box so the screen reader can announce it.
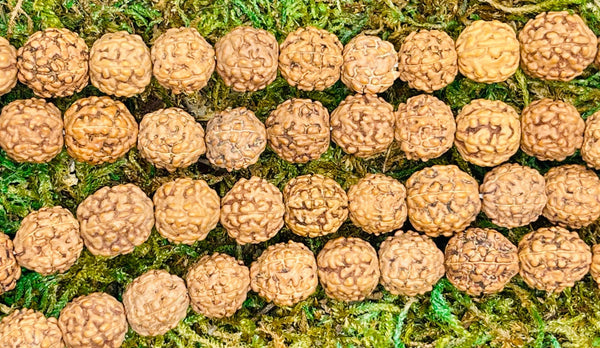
[215,26,278,92]
[0,37,17,96]
[456,20,520,83]
[347,173,407,235]
[151,27,215,94]
[341,35,399,94]
[0,309,64,348]
[221,176,284,245]
[395,94,455,161]
[378,231,444,296]
[398,30,457,92]
[0,233,20,295]
[0,98,63,163]
[480,163,546,228]
[64,96,138,165]
[154,178,220,245]
[123,270,189,336]
[205,107,266,172]
[138,107,206,172]
[265,98,330,163]
[519,11,598,81]
[581,110,600,169]
[250,241,318,306]
[14,207,82,276]
[283,174,348,237]
[17,28,88,98]
[591,244,600,288]
[186,253,250,318]
[77,184,154,257]
[445,228,518,296]
[406,165,480,237]
[330,94,395,158]
[317,237,379,302]
[279,27,343,91]
[518,226,591,292]
[520,98,584,161]
[58,292,127,348]
[89,31,152,97]
[543,164,600,228]
[454,99,521,167]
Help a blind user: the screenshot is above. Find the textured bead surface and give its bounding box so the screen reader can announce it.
[0,233,20,295]
[0,308,64,348]
[0,37,17,96]
[581,110,600,169]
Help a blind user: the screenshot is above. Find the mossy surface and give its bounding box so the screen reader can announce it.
[1,0,600,347]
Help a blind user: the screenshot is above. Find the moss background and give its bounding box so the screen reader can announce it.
[1,0,600,347]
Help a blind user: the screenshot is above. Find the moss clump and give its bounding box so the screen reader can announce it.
[2,0,600,346]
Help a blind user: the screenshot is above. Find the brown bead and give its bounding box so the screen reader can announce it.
[215,26,278,92]
[317,237,380,302]
[518,226,591,292]
[283,174,348,237]
[0,233,20,295]
[581,110,600,169]
[138,107,206,172]
[330,94,395,158]
[89,31,152,97]
[519,11,597,81]
[151,27,215,94]
[0,37,17,96]
[77,184,154,257]
[379,231,444,296]
[591,244,600,288]
[17,28,88,98]
[250,241,318,306]
[0,308,64,347]
[186,253,250,318]
[0,98,63,163]
[153,178,220,245]
[395,94,455,161]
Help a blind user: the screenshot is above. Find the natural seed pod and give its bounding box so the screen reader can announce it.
[215,26,278,92]
[279,26,343,91]
[221,176,284,245]
[89,31,152,97]
[456,20,520,83]
[17,28,88,98]
[64,96,138,165]
[58,292,128,348]
[347,173,407,235]
[480,163,546,228]
[14,207,83,276]
[581,110,600,169]
[406,165,480,237]
[454,99,521,167]
[445,228,519,296]
[398,30,457,93]
[543,164,600,229]
[0,233,20,295]
[341,35,399,94]
[77,184,154,257]
[250,241,318,306]
[591,244,600,288]
[330,94,395,158]
[395,94,455,161]
[186,253,250,318]
[378,231,444,296]
[265,98,330,163]
[0,37,17,96]
[123,270,189,336]
[283,174,348,237]
[518,226,591,292]
[205,107,267,172]
[317,237,380,302]
[520,98,584,162]
[0,309,64,348]
[153,178,220,245]
[0,98,63,163]
[519,11,598,81]
[151,27,215,94]
[138,107,206,172]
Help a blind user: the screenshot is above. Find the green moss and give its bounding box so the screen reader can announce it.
[1,0,600,346]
